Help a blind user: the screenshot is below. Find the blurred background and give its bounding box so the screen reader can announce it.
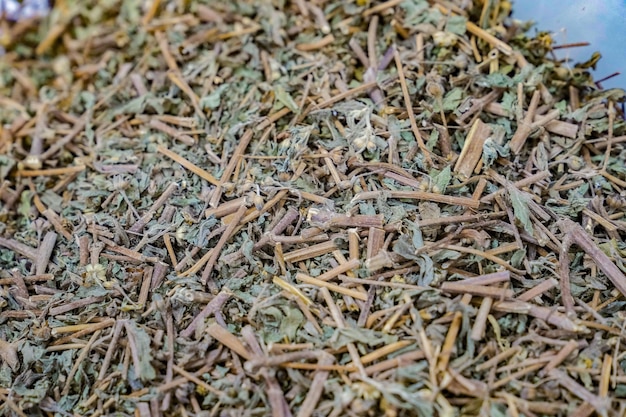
[1,0,624,89]
[514,0,625,90]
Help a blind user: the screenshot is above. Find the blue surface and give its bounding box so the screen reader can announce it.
[512,0,626,90]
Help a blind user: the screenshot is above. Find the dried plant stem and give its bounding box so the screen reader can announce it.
[320,287,366,377]
[558,218,626,302]
[35,231,57,275]
[441,283,513,299]
[207,323,252,360]
[353,190,480,208]
[157,145,220,186]
[441,244,526,274]
[362,0,404,17]
[180,289,232,338]
[17,164,86,177]
[296,34,335,52]
[284,241,338,263]
[172,364,225,397]
[129,181,178,233]
[470,297,493,341]
[201,204,248,285]
[393,49,432,166]
[0,392,28,417]
[493,300,582,332]
[62,331,101,396]
[296,273,367,301]
[437,294,472,373]
[539,340,579,377]
[315,258,360,282]
[516,278,558,302]
[548,369,609,417]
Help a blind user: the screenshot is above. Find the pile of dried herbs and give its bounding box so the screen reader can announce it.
[1,0,626,415]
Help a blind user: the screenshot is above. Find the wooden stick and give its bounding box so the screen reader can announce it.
[283,241,338,263]
[492,300,582,332]
[172,364,225,396]
[206,323,252,360]
[539,339,579,377]
[201,204,248,285]
[296,34,335,52]
[471,297,493,341]
[454,119,492,178]
[440,282,513,299]
[36,231,57,275]
[509,90,541,154]
[362,0,404,17]
[296,273,368,301]
[315,258,360,282]
[353,190,480,209]
[17,164,85,177]
[157,145,220,185]
[393,49,432,166]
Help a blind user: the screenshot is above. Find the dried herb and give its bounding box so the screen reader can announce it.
[0,0,625,416]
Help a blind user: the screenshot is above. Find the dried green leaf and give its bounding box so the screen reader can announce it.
[431,165,452,193]
[445,15,467,35]
[501,91,517,116]
[200,84,229,110]
[0,155,16,181]
[476,72,513,88]
[507,185,533,234]
[129,322,156,381]
[439,87,464,112]
[482,138,510,170]
[274,85,299,112]
[329,327,397,350]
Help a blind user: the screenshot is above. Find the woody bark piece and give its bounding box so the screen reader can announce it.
[36,232,57,275]
[440,282,513,299]
[454,119,492,179]
[509,90,541,154]
[207,323,252,360]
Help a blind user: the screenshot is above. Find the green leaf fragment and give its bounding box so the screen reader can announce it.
[200,84,229,110]
[329,327,397,350]
[431,165,452,193]
[274,85,300,112]
[507,185,533,234]
[445,15,467,35]
[440,87,464,112]
[128,322,157,381]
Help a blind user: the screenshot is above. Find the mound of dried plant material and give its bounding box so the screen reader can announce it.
[1,0,626,415]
